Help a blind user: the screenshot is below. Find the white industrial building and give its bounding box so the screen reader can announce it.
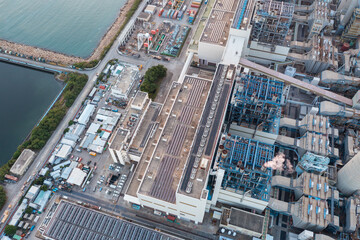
[109,129,130,165]
[10,149,35,176]
[77,104,96,125]
[110,63,139,100]
[25,185,40,202]
[197,0,293,66]
[55,144,72,159]
[125,65,233,223]
[67,168,87,186]
[9,199,28,226]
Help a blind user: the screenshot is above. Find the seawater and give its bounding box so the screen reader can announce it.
[0,62,63,165]
[0,0,127,58]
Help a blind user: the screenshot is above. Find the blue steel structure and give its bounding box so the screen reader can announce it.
[218,135,274,201]
[230,74,284,135]
[250,0,294,46]
[232,0,249,29]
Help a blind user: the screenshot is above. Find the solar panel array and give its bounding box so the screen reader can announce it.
[45,202,178,240]
[149,77,209,201]
[150,156,180,203]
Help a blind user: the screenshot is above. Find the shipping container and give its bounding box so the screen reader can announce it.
[178,11,184,20]
[173,11,178,19]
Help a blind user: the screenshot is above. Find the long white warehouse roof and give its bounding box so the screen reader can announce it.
[78,104,95,125]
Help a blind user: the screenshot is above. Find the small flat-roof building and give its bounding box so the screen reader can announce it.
[131,91,149,110]
[80,133,96,149]
[110,63,139,100]
[61,167,73,179]
[33,190,52,212]
[220,208,264,238]
[137,12,151,22]
[25,185,40,201]
[55,145,72,159]
[10,149,35,176]
[144,5,156,14]
[60,138,76,148]
[9,199,28,226]
[109,129,129,165]
[87,123,101,135]
[67,168,87,186]
[78,104,95,125]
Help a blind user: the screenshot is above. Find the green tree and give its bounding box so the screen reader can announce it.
[68,120,74,126]
[63,128,70,134]
[40,185,48,191]
[0,186,6,209]
[4,225,17,237]
[34,176,45,185]
[25,207,33,214]
[140,65,167,100]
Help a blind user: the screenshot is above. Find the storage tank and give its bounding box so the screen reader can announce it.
[337,151,360,196]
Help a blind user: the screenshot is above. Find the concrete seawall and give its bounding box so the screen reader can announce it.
[0,0,136,65]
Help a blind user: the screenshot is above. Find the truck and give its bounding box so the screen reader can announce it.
[1,210,9,224]
[89,152,97,156]
[30,225,35,231]
[166,215,176,223]
[158,8,164,17]
[5,174,18,182]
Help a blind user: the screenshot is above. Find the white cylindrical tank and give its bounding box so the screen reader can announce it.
[337,152,360,196]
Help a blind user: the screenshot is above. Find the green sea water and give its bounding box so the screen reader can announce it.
[0,62,63,165]
[0,0,127,58]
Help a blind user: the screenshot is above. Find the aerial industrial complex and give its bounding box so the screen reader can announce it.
[3,0,360,240]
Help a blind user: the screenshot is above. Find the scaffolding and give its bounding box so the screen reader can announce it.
[230,74,284,135]
[218,135,274,201]
[250,0,294,46]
